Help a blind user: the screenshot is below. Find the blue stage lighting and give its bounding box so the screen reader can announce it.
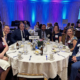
[78,7,80,19]
[62,5,67,19]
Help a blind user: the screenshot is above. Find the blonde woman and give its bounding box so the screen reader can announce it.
[65,28,77,52]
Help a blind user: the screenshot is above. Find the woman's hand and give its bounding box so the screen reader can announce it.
[0,53,4,59]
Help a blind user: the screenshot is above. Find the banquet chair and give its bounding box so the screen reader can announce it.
[62,34,66,45]
[17,73,47,80]
[75,31,80,39]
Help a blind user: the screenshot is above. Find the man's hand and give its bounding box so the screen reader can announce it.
[72,56,77,62]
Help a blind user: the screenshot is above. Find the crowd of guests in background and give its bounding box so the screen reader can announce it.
[0,20,80,80]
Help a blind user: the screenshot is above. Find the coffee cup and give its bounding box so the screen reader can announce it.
[17,53,21,59]
[50,54,53,60]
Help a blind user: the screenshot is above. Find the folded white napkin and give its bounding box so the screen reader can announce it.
[0,59,10,70]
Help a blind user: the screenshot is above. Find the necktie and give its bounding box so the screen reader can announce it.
[43,31,44,38]
[22,31,25,38]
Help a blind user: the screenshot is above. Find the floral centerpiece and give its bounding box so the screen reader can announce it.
[37,39,43,47]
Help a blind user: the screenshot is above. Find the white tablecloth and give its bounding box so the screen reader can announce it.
[6,41,72,80]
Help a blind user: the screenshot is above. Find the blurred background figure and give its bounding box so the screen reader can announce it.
[24,21,30,30]
[76,20,80,31]
[70,23,75,29]
[46,23,53,32]
[34,22,40,31]
[54,22,59,26]
[39,24,42,30]
[63,23,71,34]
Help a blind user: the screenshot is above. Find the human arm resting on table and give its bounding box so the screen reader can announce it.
[0,38,8,59]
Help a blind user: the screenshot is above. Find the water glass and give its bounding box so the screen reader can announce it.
[23,44,27,55]
[59,45,63,51]
[44,46,47,53]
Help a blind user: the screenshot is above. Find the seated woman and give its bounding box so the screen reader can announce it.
[0,36,10,80]
[65,28,77,52]
[52,25,62,43]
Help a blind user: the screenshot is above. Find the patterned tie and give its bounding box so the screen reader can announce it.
[43,31,44,39]
[22,31,25,38]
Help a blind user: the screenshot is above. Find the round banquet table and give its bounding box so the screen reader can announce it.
[6,41,72,80]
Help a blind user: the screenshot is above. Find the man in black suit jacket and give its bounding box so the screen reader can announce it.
[11,22,30,43]
[36,24,52,41]
[3,25,11,45]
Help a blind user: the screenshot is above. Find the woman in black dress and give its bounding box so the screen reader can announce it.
[52,25,62,43]
[0,35,10,80]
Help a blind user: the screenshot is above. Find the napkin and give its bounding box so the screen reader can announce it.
[0,59,10,70]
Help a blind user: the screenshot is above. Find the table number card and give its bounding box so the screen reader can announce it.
[29,36,39,39]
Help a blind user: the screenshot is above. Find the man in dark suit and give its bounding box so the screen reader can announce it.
[68,39,80,80]
[11,22,30,43]
[36,24,52,40]
[3,25,11,45]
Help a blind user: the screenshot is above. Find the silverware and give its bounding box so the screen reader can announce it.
[57,53,65,58]
[7,51,16,54]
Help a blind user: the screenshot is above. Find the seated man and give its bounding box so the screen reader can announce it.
[69,39,80,80]
[36,24,52,41]
[3,25,11,45]
[11,22,30,43]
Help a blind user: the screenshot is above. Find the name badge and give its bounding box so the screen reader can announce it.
[2,42,5,45]
[2,42,6,47]
[55,35,58,38]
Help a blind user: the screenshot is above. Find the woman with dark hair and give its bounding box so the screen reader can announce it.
[52,25,62,42]
[0,31,10,80]
[65,28,77,52]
